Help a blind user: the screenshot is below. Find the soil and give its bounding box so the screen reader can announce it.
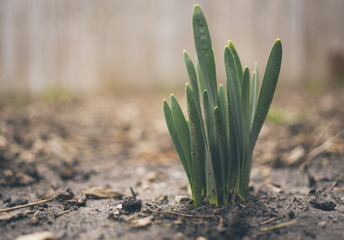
[0,89,343,240]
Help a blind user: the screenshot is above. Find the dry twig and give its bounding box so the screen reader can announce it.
[165,210,224,228]
[165,210,219,219]
[130,187,137,200]
[259,219,297,232]
[0,198,54,213]
[301,131,343,170]
[55,209,73,217]
[260,217,280,225]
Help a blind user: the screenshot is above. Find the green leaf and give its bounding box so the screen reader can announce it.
[249,66,258,131]
[186,83,206,205]
[184,51,200,109]
[193,5,217,107]
[196,56,206,93]
[214,106,228,204]
[240,67,250,190]
[170,94,192,173]
[241,67,250,131]
[224,46,242,162]
[202,90,217,169]
[241,67,250,144]
[184,51,204,132]
[218,84,229,138]
[228,41,243,84]
[250,39,282,151]
[163,100,192,183]
[202,90,218,205]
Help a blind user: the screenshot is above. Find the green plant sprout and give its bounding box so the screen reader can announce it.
[163,5,282,206]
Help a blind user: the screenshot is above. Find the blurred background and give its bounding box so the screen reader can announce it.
[1,0,344,98]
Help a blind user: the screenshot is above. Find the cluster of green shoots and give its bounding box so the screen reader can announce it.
[163,5,282,206]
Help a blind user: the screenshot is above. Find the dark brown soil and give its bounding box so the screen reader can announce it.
[0,89,343,240]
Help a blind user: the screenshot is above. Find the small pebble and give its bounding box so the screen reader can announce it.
[76,193,87,206]
[310,197,336,211]
[196,237,207,240]
[8,198,28,207]
[156,194,167,202]
[174,196,190,203]
[55,188,74,201]
[131,216,153,228]
[308,189,316,195]
[288,210,295,219]
[173,220,183,225]
[122,197,142,212]
[340,197,344,204]
[15,231,55,240]
[173,232,185,240]
[317,221,326,228]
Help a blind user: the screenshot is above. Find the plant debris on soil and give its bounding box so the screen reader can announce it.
[0,89,343,240]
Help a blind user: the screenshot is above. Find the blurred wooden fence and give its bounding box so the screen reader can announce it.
[1,0,344,93]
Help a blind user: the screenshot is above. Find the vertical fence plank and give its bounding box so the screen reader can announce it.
[0,0,343,94]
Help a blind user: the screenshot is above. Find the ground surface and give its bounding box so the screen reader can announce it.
[0,89,343,240]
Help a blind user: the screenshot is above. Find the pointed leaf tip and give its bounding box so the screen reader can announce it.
[193,4,201,10]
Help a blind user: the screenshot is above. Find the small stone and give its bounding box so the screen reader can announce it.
[310,197,336,211]
[317,221,326,228]
[55,188,74,201]
[173,220,183,225]
[76,193,87,206]
[131,216,153,228]
[122,197,142,212]
[174,196,190,203]
[308,188,316,195]
[340,197,344,204]
[155,194,167,202]
[82,187,123,199]
[15,231,55,240]
[196,237,207,240]
[116,204,123,209]
[8,198,28,207]
[288,210,295,219]
[173,232,185,240]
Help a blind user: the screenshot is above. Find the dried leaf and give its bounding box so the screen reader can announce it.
[0,212,26,222]
[15,232,55,240]
[284,146,305,165]
[82,187,123,199]
[131,216,153,228]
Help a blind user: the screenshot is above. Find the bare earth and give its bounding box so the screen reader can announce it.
[0,89,343,240]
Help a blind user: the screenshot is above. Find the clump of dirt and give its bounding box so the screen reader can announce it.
[122,197,142,212]
[0,90,343,240]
